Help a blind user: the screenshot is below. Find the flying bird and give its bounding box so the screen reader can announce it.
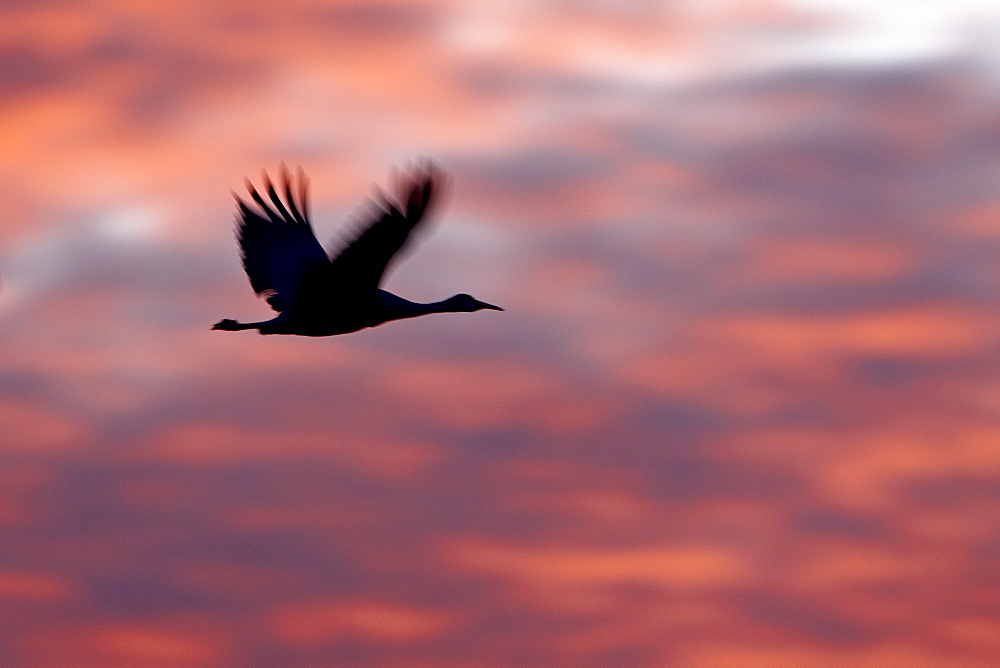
[213,162,502,336]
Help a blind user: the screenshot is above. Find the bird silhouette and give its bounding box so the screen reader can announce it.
[213,162,502,336]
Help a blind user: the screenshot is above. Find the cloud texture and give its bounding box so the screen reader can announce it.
[0,0,998,665]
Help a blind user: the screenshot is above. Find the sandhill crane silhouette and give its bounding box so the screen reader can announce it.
[213,162,501,336]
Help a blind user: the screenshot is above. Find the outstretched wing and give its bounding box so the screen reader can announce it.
[325,161,443,289]
[234,165,329,312]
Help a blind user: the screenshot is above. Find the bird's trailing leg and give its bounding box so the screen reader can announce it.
[212,318,278,334]
[212,318,262,331]
[212,314,292,333]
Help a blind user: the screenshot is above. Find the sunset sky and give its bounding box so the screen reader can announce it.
[1,1,998,665]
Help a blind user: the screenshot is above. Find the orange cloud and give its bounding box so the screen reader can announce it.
[1,0,998,664]
[446,540,748,590]
[270,600,458,646]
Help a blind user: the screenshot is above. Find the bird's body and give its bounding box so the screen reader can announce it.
[213,163,501,336]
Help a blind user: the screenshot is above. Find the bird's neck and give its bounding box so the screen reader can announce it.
[407,297,463,316]
[427,296,468,313]
[380,293,461,322]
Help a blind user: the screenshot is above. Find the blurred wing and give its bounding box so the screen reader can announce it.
[324,162,443,291]
[234,165,329,312]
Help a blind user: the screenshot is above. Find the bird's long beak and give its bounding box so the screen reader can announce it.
[477,300,504,311]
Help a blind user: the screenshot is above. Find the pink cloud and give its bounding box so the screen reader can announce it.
[0,0,998,664]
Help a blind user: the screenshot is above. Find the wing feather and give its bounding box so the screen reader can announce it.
[234,166,328,312]
[326,162,442,289]
[282,164,308,225]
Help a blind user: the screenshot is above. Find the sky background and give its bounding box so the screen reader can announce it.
[1,1,999,666]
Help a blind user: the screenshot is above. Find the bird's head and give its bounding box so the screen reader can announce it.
[447,293,504,312]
